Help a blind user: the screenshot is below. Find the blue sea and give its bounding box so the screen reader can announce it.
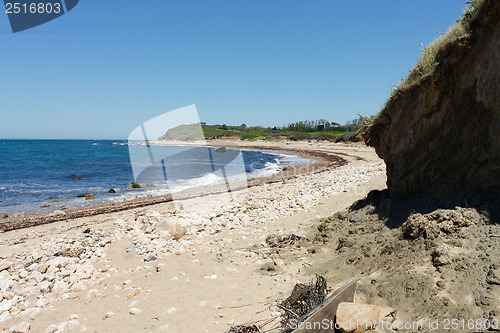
[0,140,314,215]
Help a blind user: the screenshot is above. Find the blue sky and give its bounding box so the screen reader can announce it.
[0,1,467,139]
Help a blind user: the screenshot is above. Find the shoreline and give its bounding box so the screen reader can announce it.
[0,141,386,332]
[0,140,347,232]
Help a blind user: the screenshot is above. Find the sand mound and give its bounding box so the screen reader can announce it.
[307,198,500,331]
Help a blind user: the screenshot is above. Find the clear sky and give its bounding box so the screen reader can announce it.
[0,0,467,139]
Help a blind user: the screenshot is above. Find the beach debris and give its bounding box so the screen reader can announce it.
[227,325,260,333]
[85,194,95,201]
[279,275,327,329]
[266,234,303,249]
[385,310,398,324]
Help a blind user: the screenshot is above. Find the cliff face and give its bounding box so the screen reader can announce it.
[364,0,500,198]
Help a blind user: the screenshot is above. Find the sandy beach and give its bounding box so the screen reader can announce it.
[0,141,386,332]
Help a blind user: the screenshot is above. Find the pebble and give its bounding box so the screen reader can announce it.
[86,289,104,298]
[129,307,142,315]
[57,321,69,331]
[143,254,157,262]
[28,308,42,320]
[104,311,114,319]
[0,313,12,322]
[9,321,30,333]
[35,298,48,308]
[0,299,13,312]
[45,325,58,333]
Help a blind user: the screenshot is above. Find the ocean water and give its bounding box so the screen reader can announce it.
[0,140,314,215]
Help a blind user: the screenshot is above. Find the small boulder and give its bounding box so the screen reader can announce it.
[130,182,141,189]
[85,194,95,201]
[215,147,226,153]
[108,188,116,193]
[336,302,381,333]
[0,214,8,219]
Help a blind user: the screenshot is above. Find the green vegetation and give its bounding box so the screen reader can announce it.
[396,0,485,90]
[199,117,365,142]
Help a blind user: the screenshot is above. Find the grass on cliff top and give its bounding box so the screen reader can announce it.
[392,0,486,93]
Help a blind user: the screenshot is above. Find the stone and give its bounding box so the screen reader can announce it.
[0,214,8,219]
[0,313,11,322]
[39,281,53,293]
[53,210,66,216]
[0,261,12,272]
[71,282,87,292]
[336,302,381,333]
[28,308,41,320]
[86,289,104,298]
[57,322,69,332]
[69,319,80,326]
[103,311,114,319]
[144,254,157,262]
[155,219,186,240]
[2,291,14,300]
[166,307,176,315]
[129,308,142,315]
[44,325,58,333]
[0,278,12,291]
[35,299,48,308]
[85,194,95,201]
[9,322,30,333]
[0,299,13,312]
